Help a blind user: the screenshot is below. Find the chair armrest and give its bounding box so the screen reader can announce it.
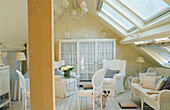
[158,90,170,102]
[131,77,140,83]
[113,73,124,80]
[158,90,170,109]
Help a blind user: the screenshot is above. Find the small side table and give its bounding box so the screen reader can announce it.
[125,76,136,89]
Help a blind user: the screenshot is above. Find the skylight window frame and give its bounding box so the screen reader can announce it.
[141,47,170,68]
[99,1,136,32]
[118,0,170,23]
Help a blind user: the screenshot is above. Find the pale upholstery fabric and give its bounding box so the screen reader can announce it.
[77,69,105,110]
[143,76,157,90]
[54,61,78,98]
[103,78,113,85]
[103,59,126,97]
[131,67,170,110]
[139,72,157,85]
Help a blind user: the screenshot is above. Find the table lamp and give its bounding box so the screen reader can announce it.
[136,57,144,72]
[15,52,26,72]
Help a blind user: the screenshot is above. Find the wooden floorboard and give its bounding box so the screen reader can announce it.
[0,90,155,110]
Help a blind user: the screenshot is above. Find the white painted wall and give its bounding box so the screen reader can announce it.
[0,0,28,45]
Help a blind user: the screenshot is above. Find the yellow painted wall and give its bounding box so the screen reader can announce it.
[54,13,156,78]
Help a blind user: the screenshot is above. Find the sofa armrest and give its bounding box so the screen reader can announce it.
[158,90,170,109]
[113,73,124,80]
[131,77,140,83]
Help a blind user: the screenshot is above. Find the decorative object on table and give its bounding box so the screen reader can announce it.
[65,30,70,39]
[136,57,144,72]
[59,65,74,78]
[15,52,27,72]
[0,49,7,66]
[54,0,88,22]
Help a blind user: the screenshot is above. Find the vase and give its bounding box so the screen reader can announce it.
[64,70,71,78]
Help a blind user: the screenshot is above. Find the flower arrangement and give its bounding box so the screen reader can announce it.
[59,65,74,78]
[0,49,7,66]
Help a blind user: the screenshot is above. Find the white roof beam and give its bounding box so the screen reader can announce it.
[103,0,143,29]
[120,23,170,44]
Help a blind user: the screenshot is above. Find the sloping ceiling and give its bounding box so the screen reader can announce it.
[0,0,28,45]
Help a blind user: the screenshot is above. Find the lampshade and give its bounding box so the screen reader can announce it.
[15,52,26,61]
[136,57,144,63]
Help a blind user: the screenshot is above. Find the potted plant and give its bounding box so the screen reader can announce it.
[59,65,74,78]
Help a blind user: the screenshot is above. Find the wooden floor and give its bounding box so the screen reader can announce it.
[1,90,154,110]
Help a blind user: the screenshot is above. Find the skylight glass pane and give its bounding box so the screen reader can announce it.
[146,46,170,62]
[101,2,134,30]
[120,0,169,20]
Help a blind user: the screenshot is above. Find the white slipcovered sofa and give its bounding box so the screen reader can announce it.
[131,67,170,110]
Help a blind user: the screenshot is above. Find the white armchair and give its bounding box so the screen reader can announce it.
[102,59,126,97]
[54,61,78,98]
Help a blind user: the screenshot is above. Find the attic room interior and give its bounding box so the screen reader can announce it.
[0,0,170,110]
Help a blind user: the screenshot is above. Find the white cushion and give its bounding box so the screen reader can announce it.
[139,71,157,86]
[155,77,166,91]
[103,78,113,85]
[143,75,157,90]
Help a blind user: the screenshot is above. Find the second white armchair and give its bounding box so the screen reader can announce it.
[102,59,126,97]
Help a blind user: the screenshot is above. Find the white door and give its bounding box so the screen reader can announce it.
[60,42,77,73]
[79,42,95,81]
[97,41,115,70]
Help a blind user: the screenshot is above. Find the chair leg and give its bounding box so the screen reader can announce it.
[93,97,95,110]
[141,100,144,110]
[100,96,102,109]
[78,96,80,110]
[25,97,27,110]
[22,96,25,110]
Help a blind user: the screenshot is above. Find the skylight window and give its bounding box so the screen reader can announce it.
[101,2,135,30]
[145,46,170,63]
[120,0,169,20]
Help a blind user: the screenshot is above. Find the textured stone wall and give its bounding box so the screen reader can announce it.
[54,13,156,79]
